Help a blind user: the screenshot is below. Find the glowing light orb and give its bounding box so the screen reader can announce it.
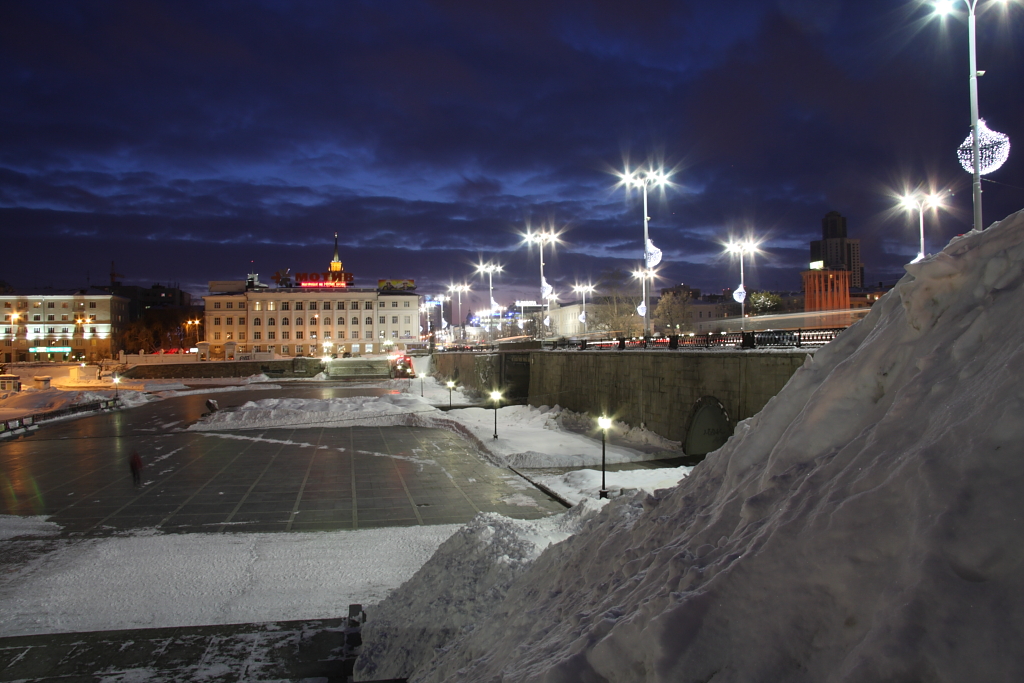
[733,284,746,303]
[958,119,1010,175]
[645,239,662,268]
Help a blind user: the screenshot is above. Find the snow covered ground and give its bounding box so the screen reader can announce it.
[352,209,1024,682]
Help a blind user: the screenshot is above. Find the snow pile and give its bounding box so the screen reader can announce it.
[358,209,1024,682]
[535,465,693,506]
[0,388,151,420]
[0,522,460,637]
[356,504,602,682]
[189,394,435,431]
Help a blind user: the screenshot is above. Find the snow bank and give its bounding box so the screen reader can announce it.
[358,209,1024,682]
[0,515,61,541]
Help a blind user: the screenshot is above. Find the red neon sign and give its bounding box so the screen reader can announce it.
[299,281,349,288]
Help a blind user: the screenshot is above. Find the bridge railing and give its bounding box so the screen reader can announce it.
[556,327,847,351]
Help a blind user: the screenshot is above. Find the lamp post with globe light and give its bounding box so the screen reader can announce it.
[620,166,669,336]
[725,239,761,331]
[572,284,595,335]
[490,390,502,439]
[900,192,946,262]
[631,268,656,336]
[523,229,559,315]
[447,380,456,407]
[598,416,612,498]
[475,263,502,340]
[930,0,1013,232]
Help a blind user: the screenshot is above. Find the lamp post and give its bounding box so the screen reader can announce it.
[448,284,470,341]
[899,192,946,263]
[932,0,1014,231]
[490,390,502,439]
[113,375,120,401]
[725,239,761,331]
[524,229,559,314]
[621,166,669,336]
[475,263,502,341]
[598,416,612,499]
[572,284,595,335]
[631,268,656,336]
[447,380,456,406]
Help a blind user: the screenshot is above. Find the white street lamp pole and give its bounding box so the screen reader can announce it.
[572,284,595,335]
[641,180,651,336]
[622,167,668,337]
[476,264,502,341]
[900,192,945,263]
[967,0,983,231]
[726,239,760,332]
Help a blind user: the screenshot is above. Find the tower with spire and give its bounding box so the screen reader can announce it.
[330,232,343,273]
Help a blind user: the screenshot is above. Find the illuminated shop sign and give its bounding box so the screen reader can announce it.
[29,346,72,353]
[378,279,416,291]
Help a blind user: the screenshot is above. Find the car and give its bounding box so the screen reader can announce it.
[391,354,416,378]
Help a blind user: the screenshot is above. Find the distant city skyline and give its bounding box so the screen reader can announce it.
[1,1,1022,312]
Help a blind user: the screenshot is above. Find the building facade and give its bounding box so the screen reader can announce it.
[802,269,851,311]
[1,291,129,362]
[810,211,864,288]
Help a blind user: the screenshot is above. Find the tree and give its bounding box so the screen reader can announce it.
[653,291,691,334]
[587,270,643,338]
[749,291,782,315]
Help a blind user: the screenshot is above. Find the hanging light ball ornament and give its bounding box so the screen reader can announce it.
[958,119,1010,175]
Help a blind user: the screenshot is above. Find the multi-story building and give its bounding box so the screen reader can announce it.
[0,291,129,362]
[202,238,421,358]
[810,211,864,288]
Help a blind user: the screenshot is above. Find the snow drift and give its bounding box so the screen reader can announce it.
[358,209,1024,682]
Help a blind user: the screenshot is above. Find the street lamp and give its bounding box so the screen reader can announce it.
[113,375,120,401]
[475,263,503,340]
[598,416,612,499]
[448,284,470,341]
[725,239,761,330]
[621,166,670,336]
[631,268,656,336]
[523,229,560,314]
[446,379,456,407]
[930,0,1014,231]
[436,295,450,343]
[490,390,502,439]
[572,284,595,335]
[899,192,946,262]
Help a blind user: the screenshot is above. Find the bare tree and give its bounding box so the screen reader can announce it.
[588,270,643,338]
[653,290,691,334]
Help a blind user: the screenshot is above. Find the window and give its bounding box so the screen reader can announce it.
[404,330,410,337]
[238,317,245,325]
[90,327,96,333]
[351,317,358,326]
[294,302,303,311]
[239,303,246,310]
[253,345,261,352]
[214,302,221,309]
[225,317,233,326]
[379,316,386,324]
[282,331,290,340]
[48,327,55,333]
[253,317,261,326]
[268,302,277,311]
[281,317,290,326]
[365,331,372,339]
[214,332,221,340]
[238,332,245,340]
[404,301,410,307]
[293,317,302,325]
[379,301,385,308]
[296,331,303,340]
[47,315,54,321]
[320,316,328,326]
[214,318,221,326]
[282,345,289,354]
[33,327,41,333]
[392,301,398,307]
[308,301,317,310]
[391,316,398,324]
[351,331,358,339]
[309,316,317,325]
[268,317,276,325]
[404,316,411,324]
[295,345,303,354]
[364,301,372,310]
[226,302,233,309]
[253,331,262,340]
[268,331,276,340]
[337,302,346,310]
[61,315,68,321]
[89,315,96,322]
[254,302,262,311]
[365,317,372,325]
[225,332,233,340]
[323,301,332,310]
[89,302,96,309]
[392,331,398,338]
[338,317,345,326]
[47,302,54,308]
[33,315,41,321]
[62,302,68,308]
[281,302,290,311]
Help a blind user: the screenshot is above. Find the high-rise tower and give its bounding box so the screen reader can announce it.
[810,211,863,288]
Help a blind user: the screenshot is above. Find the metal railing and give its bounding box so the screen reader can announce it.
[0,399,122,437]
[559,328,847,351]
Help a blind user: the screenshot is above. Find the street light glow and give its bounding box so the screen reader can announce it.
[598,416,612,430]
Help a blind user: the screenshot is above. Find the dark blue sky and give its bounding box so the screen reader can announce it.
[1,0,1022,311]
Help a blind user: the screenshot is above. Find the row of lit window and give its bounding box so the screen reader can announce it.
[214,315,414,327]
[2,301,98,309]
[3,326,100,335]
[212,330,413,341]
[210,299,413,311]
[4,314,98,322]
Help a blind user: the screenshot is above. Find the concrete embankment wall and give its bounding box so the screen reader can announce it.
[121,357,324,380]
[526,351,810,443]
[431,353,502,398]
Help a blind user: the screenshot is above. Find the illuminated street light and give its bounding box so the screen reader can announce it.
[490,390,502,439]
[112,375,120,401]
[620,165,669,336]
[631,268,656,335]
[572,284,596,334]
[900,192,946,263]
[598,416,612,499]
[448,284,470,341]
[725,239,761,330]
[475,263,503,340]
[446,379,456,407]
[523,228,560,314]
[930,0,1015,231]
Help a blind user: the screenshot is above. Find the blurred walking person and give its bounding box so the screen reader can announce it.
[129,450,142,487]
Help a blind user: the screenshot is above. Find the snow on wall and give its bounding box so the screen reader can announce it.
[359,209,1024,682]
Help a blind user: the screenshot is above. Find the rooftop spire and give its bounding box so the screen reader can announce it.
[330,232,342,272]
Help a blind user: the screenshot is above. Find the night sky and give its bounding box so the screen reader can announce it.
[2,1,1022,312]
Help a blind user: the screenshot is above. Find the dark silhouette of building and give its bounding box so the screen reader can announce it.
[810,211,863,288]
